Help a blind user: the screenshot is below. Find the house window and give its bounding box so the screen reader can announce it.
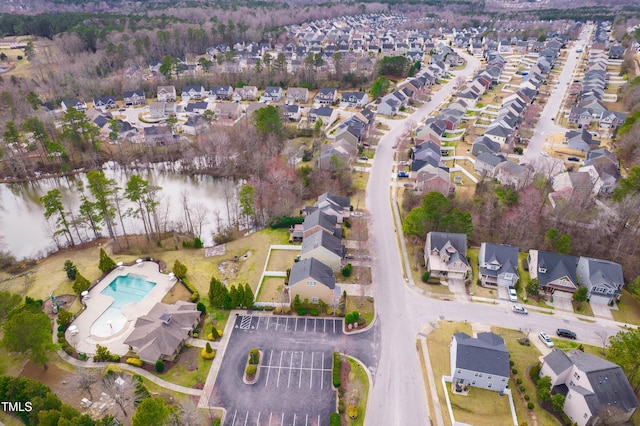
[306,281,317,286]
[584,413,588,419]
[457,370,462,374]
[488,383,492,388]
[502,378,506,382]
[312,297,318,303]
[472,380,476,385]
[573,372,580,380]
[488,375,492,379]
[478,374,483,377]
[474,373,479,377]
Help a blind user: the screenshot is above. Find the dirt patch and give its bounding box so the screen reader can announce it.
[43,294,77,316]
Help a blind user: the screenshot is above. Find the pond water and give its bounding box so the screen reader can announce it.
[0,164,239,259]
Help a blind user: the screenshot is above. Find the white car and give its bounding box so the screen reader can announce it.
[508,288,518,302]
[512,305,528,315]
[539,331,554,348]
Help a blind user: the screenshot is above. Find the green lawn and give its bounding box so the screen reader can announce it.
[426,321,473,426]
[447,382,512,426]
[152,346,211,388]
[612,289,640,326]
[492,327,561,426]
[345,357,370,426]
[345,296,374,326]
[574,301,594,317]
[467,247,498,299]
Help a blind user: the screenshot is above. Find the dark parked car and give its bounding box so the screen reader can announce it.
[556,328,577,339]
[397,171,409,178]
[567,157,580,162]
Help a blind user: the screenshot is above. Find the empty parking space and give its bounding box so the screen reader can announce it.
[262,350,332,391]
[234,315,342,336]
[227,409,324,426]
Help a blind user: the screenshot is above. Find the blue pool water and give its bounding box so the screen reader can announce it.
[90,274,156,337]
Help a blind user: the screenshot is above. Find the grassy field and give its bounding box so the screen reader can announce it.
[426,321,473,426]
[256,276,286,303]
[467,247,498,300]
[447,382,512,426]
[492,327,561,426]
[151,346,211,388]
[266,249,298,271]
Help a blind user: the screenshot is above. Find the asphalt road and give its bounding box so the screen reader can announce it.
[522,24,594,173]
[363,44,624,426]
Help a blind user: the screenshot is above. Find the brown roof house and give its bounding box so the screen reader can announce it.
[124,301,201,363]
[287,258,336,305]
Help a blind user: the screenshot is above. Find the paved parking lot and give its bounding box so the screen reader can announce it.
[211,314,342,426]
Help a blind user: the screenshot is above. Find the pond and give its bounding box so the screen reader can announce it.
[0,163,239,259]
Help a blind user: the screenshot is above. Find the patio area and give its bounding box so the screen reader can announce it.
[66,261,175,358]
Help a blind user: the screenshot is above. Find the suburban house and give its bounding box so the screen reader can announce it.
[415,165,454,197]
[157,86,177,102]
[471,136,501,156]
[315,88,338,105]
[316,141,357,170]
[232,86,258,101]
[377,95,400,117]
[181,85,207,101]
[478,243,519,288]
[143,125,175,146]
[302,210,340,239]
[528,250,579,295]
[539,350,638,426]
[182,115,208,136]
[494,161,533,189]
[307,107,337,128]
[314,192,350,223]
[424,232,471,284]
[340,92,369,108]
[287,258,336,305]
[123,301,201,363]
[484,125,511,146]
[283,104,302,122]
[474,153,505,177]
[565,129,600,152]
[576,257,624,304]
[552,171,596,199]
[93,96,117,112]
[214,102,243,121]
[209,85,234,100]
[286,87,310,104]
[450,332,510,393]
[123,90,146,106]
[300,230,344,271]
[61,99,87,112]
[260,86,283,103]
[184,101,209,115]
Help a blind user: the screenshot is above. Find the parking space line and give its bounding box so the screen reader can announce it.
[299,352,304,388]
[293,413,297,426]
[231,410,237,425]
[321,353,324,390]
[317,414,320,425]
[243,410,248,425]
[286,317,289,331]
[287,351,294,387]
[265,316,270,330]
[269,412,272,426]
[304,318,307,332]
[256,316,261,330]
[265,350,274,386]
[276,351,284,387]
[310,352,314,389]
[275,317,279,331]
[256,412,260,425]
[333,319,336,334]
[295,318,298,332]
[281,412,284,426]
[313,318,317,332]
[323,318,326,333]
[306,414,308,426]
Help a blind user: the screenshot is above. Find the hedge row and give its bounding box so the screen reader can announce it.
[333,352,341,388]
[181,277,200,302]
[126,358,144,367]
[268,216,304,229]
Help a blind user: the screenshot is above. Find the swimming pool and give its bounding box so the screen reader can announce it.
[90,274,156,338]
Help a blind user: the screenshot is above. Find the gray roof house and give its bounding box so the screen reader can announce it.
[576,257,624,303]
[123,90,146,106]
[565,129,600,152]
[539,350,638,426]
[302,210,339,239]
[424,232,471,283]
[314,192,350,223]
[474,152,505,177]
[478,243,519,288]
[450,332,510,393]
[527,250,579,294]
[260,86,283,102]
[123,301,201,363]
[472,136,501,157]
[287,258,336,305]
[300,230,344,271]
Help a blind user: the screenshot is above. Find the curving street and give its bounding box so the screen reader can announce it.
[363,44,625,426]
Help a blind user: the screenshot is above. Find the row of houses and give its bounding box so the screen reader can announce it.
[286,192,353,306]
[316,108,375,170]
[450,331,638,426]
[424,231,625,304]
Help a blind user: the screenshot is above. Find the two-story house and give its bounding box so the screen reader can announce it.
[424,232,471,284]
[478,243,520,289]
[576,257,624,304]
[528,250,579,296]
[539,350,638,426]
[450,332,510,393]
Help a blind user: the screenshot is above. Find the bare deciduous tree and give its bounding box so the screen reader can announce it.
[76,368,99,400]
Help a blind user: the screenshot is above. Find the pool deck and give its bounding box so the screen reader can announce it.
[68,261,175,357]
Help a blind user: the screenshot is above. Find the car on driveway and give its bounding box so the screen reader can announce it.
[397,171,409,178]
[556,328,577,339]
[512,305,528,315]
[539,331,554,348]
[508,288,518,302]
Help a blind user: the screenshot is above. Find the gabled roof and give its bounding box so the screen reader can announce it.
[453,332,510,376]
[579,257,624,294]
[301,230,343,258]
[542,349,574,375]
[123,301,200,362]
[303,209,338,234]
[428,232,469,267]
[316,191,350,210]
[289,258,336,289]
[479,243,519,278]
[476,152,504,167]
[535,250,578,289]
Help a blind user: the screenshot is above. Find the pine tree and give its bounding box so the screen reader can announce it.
[229,285,239,309]
[98,248,116,273]
[243,283,254,308]
[236,285,246,308]
[208,277,228,309]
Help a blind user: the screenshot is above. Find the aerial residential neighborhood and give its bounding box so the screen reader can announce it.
[1,0,640,425]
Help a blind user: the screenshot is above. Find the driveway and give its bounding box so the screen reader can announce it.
[589,296,614,320]
[551,291,574,312]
